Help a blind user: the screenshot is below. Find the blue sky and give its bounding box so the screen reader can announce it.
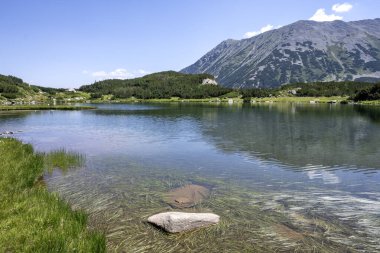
[0,0,379,88]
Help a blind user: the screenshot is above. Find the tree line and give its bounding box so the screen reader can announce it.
[241,81,379,101]
[352,83,380,101]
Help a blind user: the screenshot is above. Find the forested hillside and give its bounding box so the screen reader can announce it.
[0,75,35,99]
[79,71,232,99]
[241,81,378,99]
[0,74,69,100]
[280,81,375,97]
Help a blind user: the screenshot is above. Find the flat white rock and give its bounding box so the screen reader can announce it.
[147,212,220,233]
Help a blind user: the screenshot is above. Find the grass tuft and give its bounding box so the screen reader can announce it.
[43,149,85,173]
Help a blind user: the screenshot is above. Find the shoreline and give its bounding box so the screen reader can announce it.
[0,105,97,111]
[88,96,380,105]
[1,98,379,112]
[0,138,105,252]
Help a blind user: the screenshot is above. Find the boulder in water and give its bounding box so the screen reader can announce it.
[147,212,220,233]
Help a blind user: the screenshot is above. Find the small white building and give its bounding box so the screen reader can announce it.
[202,78,218,85]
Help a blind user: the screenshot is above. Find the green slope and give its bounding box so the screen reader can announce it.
[79,71,232,99]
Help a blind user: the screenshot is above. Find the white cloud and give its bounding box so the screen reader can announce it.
[332,3,353,13]
[244,24,282,38]
[84,68,150,80]
[92,68,134,79]
[309,8,343,22]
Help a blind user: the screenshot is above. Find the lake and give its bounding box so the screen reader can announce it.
[1,103,380,252]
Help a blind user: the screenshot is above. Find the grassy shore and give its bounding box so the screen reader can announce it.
[86,95,351,104]
[250,96,380,105]
[0,138,105,252]
[0,105,96,111]
[250,96,349,103]
[19,96,377,106]
[88,96,349,104]
[356,100,380,105]
[88,97,244,104]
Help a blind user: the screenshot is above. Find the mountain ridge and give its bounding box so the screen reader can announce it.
[181,18,380,88]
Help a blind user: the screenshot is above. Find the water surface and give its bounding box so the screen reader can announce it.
[1,103,379,252]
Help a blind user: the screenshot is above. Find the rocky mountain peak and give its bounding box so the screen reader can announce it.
[182,18,380,88]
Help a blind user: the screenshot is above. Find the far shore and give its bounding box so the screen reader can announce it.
[88,96,380,105]
[0,105,97,111]
[1,97,380,110]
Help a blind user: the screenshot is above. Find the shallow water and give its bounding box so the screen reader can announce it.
[1,103,380,252]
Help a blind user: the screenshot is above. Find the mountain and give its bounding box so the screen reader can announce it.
[181,18,380,88]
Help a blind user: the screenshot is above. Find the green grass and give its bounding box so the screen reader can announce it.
[250,96,349,103]
[44,149,85,173]
[0,138,105,252]
[357,99,380,105]
[0,105,96,111]
[90,96,244,104]
[249,96,380,106]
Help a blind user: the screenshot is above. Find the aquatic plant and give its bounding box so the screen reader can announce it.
[47,161,373,252]
[44,149,85,173]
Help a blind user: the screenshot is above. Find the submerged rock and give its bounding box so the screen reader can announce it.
[164,184,210,208]
[147,212,220,233]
